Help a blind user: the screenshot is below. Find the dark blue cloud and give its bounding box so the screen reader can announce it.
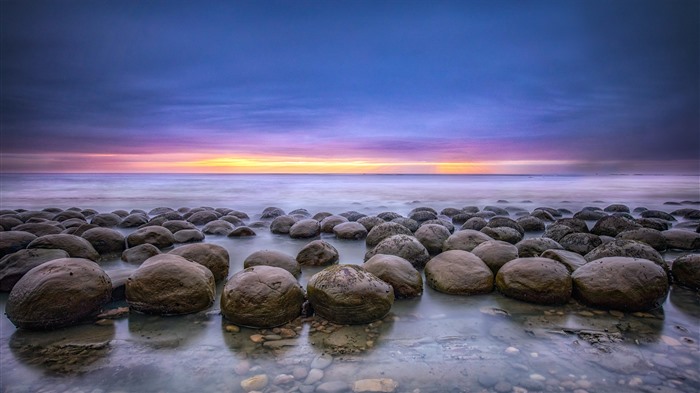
[1,0,698,171]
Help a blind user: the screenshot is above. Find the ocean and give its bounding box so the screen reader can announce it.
[1,173,699,393]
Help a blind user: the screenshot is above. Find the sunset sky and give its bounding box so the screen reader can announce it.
[1,0,698,174]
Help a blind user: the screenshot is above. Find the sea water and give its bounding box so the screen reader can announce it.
[0,174,698,393]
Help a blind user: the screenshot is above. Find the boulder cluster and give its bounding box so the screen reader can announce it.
[1,203,699,330]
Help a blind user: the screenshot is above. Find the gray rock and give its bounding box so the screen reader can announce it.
[496,257,572,305]
[443,229,493,252]
[289,219,321,239]
[515,237,563,258]
[121,244,161,264]
[0,249,70,291]
[126,226,175,249]
[126,254,215,315]
[572,257,668,311]
[517,216,546,232]
[662,229,700,250]
[364,254,423,298]
[364,234,430,269]
[414,224,451,255]
[391,217,419,232]
[461,217,487,231]
[559,233,602,255]
[118,213,148,228]
[270,215,298,234]
[356,216,385,232]
[90,213,123,227]
[169,243,229,282]
[6,258,112,329]
[11,223,63,237]
[471,240,519,273]
[221,266,304,328]
[81,227,126,255]
[0,231,38,258]
[641,210,676,221]
[616,228,667,251]
[162,220,197,233]
[320,215,349,233]
[27,234,100,261]
[296,240,339,266]
[261,207,286,219]
[186,210,220,225]
[228,226,256,237]
[173,229,206,243]
[365,222,413,247]
[604,204,631,213]
[591,215,642,237]
[480,226,522,244]
[554,218,589,233]
[425,250,493,295]
[671,254,700,290]
[307,264,393,325]
[333,222,367,240]
[540,249,588,272]
[584,239,664,265]
[202,220,234,235]
[244,250,300,277]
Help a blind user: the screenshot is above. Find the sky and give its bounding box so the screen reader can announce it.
[1,0,698,174]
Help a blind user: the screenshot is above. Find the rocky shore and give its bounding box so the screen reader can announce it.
[1,201,699,393]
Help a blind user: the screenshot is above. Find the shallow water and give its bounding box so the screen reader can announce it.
[1,174,699,393]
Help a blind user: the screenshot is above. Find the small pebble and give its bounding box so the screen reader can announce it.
[250,334,265,343]
[530,374,545,381]
[505,346,520,354]
[609,310,624,318]
[225,324,240,333]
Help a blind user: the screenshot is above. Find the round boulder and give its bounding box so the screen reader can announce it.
[202,220,234,236]
[118,213,148,228]
[228,227,256,237]
[559,233,602,255]
[296,240,339,266]
[496,257,572,305]
[333,222,367,240]
[0,249,70,291]
[357,216,385,232]
[121,244,160,264]
[539,249,588,273]
[270,215,298,234]
[662,229,700,250]
[244,250,300,277]
[616,228,667,251]
[0,231,38,258]
[169,243,229,282]
[221,265,305,328]
[126,226,175,249]
[90,213,122,227]
[471,240,519,273]
[584,239,664,265]
[591,215,642,237]
[443,229,493,252]
[11,223,63,237]
[6,258,112,329]
[572,257,668,311]
[515,238,563,258]
[81,227,126,255]
[517,216,546,232]
[461,217,487,231]
[364,254,423,299]
[174,229,206,243]
[289,219,321,239]
[27,234,100,261]
[364,234,430,269]
[414,224,451,255]
[307,265,394,325]
[480,226,522,244]
[126,254,215,315]
[425,250,493,295]
[320,215,349,234]
[672,254,700,290]
[186,210,220,226]
[162,220,196,233]
[365,222,413,247]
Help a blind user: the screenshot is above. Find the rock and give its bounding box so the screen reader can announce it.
[90,213,122,227]
[559,233,602,255]
[162,220,196,233]
[574,209,608,221]
[307,265,394,325]
[495,257,572,305]
[0,249,70,291]
[0,231,38,258]
[452,213,477,226]
[364,254,423,298]
[126,226,175,249]
[289,208,311,217]
[296,240,339,266]
[636,217,671,231]
[227,210,250,220]
[604,204,631,213]
[425,250,493,295]
[320,215,349,233]
[352,378,398,392]
[440,207,462,217]
[414,224,451,255]
[317,381,349,393]
[202,220,234,235]
[584,239,664,265]
[27,234,100,261]
[364,234,430,269]
[591,216,642,237]
[0,216,23,231]
[641,210,676,221]
[357,216,385,232]
[484,206,509,216]
[421,218,455,233]
[81,227,126,255]
[289,219,321,239]
[365,222,413,247]
[333,222,368,240]
[11,223,63,237]
[186,210,220,225]
[531,209,556,221]
[270,215,298,234]
[121,244,160,264]
[517,216,546,232]
[480,226,523,244]
[221,266,304,328]
[304,368,324,384]
[616,228,667,251]
[228,226,256,237]
[241,374,269,392]
[126,254,215,315]
[311,352,334,369]
[173,229,206,243]
[672,254,700,290]
[169,243,229,282]
[409,210,437,223]
[516,238,563,257]
[6,258,112,329]
[244,250,300,277]
[261,207,286,220]
[540,249,588,272]
[340,211,367,221]
[572,257,669,311]
[118,213,148,228]
[443,229,493,252]
[487,217,524,236]
[662,229,700,250]
[554,218,590,233]
[391,217,419,232]
[471,240,519,273]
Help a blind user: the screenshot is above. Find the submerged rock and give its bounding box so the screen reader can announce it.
[296,240,339,266]
[289,219,321,239]
[126,254,215,315]
[364,254,423,298]
[221,266,304,328]
[495,257,572,305]
[270,215,298,234]
[173,229,206,243]
[572,257,668,311]
[425,250,493,295]
[307,264,394,325]
[6,258,112,330]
